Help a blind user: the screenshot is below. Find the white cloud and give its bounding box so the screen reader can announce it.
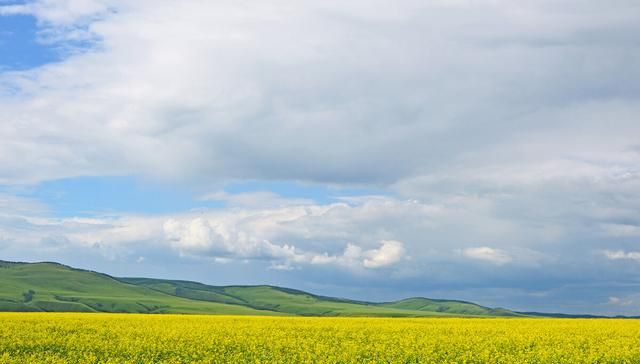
[603,250,640,262]
[162,210,406,270]
[163,218,218,253]
[0,0,112,25]
[0,4,30,16]
[1,0,639,187]
[269,262,295,271]
[363,240,405,268]
[0,194,417,270]
[306,241,406,269]
[0,193,48,215]
[461,247,512,265]
[608,296,633,306]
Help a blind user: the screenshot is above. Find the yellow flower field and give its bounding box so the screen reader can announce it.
[1,313,639,363]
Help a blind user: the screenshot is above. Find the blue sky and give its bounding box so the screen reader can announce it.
[1,0,640,315]
[0,13,56,70]
[4,176,383,216]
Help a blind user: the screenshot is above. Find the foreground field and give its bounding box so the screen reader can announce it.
[1,313,639,363]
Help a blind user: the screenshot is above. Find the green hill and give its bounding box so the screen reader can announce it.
[377,297,521,316]
[120,278,522,317]
[0,261,278,315]
[0,260,521,317]
[122,278,459,317]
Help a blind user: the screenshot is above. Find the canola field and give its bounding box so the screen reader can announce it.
[1,313,639,363]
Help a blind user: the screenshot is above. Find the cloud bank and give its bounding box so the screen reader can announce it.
[1,0,640,314]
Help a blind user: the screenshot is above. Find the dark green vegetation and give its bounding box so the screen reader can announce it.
[0,260,522,317]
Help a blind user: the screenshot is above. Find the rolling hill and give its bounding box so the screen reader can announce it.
[0,261,278,315]
[122,277,521,317]
[378,297,517,316]
[0,260,522,317]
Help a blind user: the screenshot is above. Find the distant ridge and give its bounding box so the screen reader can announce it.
[515,311,636,319]
[0,259,614,317]
[120,277,523,317]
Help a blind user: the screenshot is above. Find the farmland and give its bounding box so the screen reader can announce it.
[1,313,639,363]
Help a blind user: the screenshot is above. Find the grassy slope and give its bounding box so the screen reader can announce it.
[0,260,520,316]
[216,285,449,317]
[123,278,441,316]
[377,297,523,316]
[122,277,518,317]
[0,261,278,315]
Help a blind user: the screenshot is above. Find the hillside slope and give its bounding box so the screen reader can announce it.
[377,297,522,316]
[122,277,519,317]
[0,261,277,315]
[1,260,520,316]
[122,278,440,316]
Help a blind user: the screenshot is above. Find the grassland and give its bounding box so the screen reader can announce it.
[1,313,639,363]
[1,260,520,317]
[0,261,276,315]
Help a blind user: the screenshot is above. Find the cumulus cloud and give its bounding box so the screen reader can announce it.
[362,240,405,268]
[306,241,406,269]
[161,209,406,269]
[0,196,410,270]
[461,247,512,265]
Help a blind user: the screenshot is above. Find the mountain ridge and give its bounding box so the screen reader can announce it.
[119,277,524,317]
[0,259,618,318]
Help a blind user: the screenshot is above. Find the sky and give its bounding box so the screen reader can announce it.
[1,0,640,315]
